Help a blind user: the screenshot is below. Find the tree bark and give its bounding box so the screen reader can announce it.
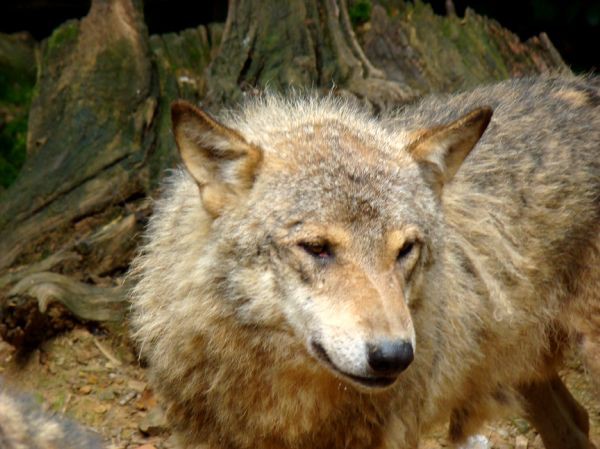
[0,0,155,272]
[0,0,568,327]
[205,0,416,110]
[358,2,567,95]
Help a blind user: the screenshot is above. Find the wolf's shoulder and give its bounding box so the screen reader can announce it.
[388,75,600,129]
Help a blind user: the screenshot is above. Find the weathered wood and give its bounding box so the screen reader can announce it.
[204,0,415,110]
[358,2,568,95]
[0,250,80,290]
[9,272,126,322]
[0,272,126,351]
[0,0,156,270]
[149,24,222,183]
[75,213,140,276]
[0,32,37,82]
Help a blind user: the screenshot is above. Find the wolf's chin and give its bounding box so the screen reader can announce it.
[309,340,398,390]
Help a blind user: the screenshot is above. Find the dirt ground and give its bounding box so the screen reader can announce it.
[0,323,598,449]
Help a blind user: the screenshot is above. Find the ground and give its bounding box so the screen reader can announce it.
[0,323,598,449]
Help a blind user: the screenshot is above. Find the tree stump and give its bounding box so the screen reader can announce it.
[0,0,568,331]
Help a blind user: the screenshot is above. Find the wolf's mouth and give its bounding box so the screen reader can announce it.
[310,341,397,389]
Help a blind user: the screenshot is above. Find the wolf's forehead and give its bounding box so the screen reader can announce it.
[255,119,417,193]
[260,119,411,168]
[255,153,423,227]
[244,113,423,222]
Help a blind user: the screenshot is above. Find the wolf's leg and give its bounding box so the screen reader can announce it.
[572,235,600,392]
[519,374,595,449]
[448,405,493,449]
[449,375,595,449]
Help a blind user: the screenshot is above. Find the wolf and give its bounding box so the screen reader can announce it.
[130,75,600,449]
[0,381,105,449]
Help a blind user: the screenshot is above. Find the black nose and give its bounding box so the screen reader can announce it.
[367,340,414,375]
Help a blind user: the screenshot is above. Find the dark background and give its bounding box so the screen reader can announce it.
[425,0,599,73]
[0,0,598,72]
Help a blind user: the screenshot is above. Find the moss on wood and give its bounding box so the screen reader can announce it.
[0,0,156,270]
[149,24,221,183]
[359,1,567,95]
[0,32,37,189]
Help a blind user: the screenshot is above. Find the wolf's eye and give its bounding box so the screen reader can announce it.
[396,240,415,261]
[299,242,333,260]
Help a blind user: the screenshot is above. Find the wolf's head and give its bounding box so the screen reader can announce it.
[170,97,491,391]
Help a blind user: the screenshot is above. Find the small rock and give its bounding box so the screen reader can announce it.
[458,434,491,449]
[87,374,99,384]
[164,434,179,448]
[120,428,135,440]
[515,435,528,449]
[79,385,92,394]
[495,428,510,438]
[118,390,137,406]
[418,439,440,449]
[98,389,116,401]
[513,418,530,434]
[164,434,179,446]
[0,341,16,363]
[71,327,92,341]
[128,380,147,392]
[135,388,157,411]
[138,406,168,436]
[94,404,109,414]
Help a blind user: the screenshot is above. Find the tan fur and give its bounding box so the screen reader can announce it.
[553,89,592,107]
[0,382,104,449]
[130,75,600,449]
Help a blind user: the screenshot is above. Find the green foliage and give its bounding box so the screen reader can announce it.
[46,20,79,54]
[349,0,373,26]
[0,70,33,105]
[0,109,28,188]
[0,32,36,189]
[0,73,32,188]
[0,64,32,189]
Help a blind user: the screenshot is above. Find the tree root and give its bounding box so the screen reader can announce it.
[0,251,80,290]
[9,272,127,322]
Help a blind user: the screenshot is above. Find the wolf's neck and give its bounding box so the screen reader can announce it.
[199,315,413,448]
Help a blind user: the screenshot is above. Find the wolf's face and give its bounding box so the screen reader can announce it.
[170,98,491,390]
[247,156,429,388]
[265,212,423,389]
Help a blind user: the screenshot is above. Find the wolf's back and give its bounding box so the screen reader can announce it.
[392,76,600,279]
[391,75,600,199]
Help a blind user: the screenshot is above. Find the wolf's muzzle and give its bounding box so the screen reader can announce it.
[310,340,400,389]
[367,340,414,376]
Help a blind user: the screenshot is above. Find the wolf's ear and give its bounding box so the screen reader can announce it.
[171,100,263,217]
[407,107,492,194]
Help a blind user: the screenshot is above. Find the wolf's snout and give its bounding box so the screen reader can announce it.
[367,340,414,375]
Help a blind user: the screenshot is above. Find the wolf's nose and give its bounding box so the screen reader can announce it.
[367,340,414,375]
